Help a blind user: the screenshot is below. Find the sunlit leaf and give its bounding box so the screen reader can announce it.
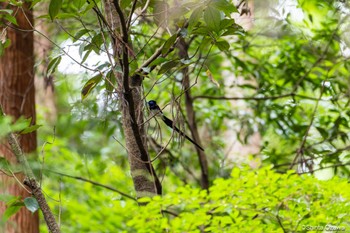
[204,5,221,32]
[81,74,102,100]
[158,61,179,75]
[20,124,42,134]
[47,56,62,77]
[161,34,177,56]
[49,0,63,20]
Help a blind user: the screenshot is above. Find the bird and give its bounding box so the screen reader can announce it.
[147,100,204,151]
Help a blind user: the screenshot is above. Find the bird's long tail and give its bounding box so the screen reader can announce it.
[161,115,205,151]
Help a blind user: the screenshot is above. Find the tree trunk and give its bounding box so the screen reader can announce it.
[0,3,39,233]
[178,38,209,190]
[103,0,162,197]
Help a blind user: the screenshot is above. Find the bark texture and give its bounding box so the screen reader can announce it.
[103,0,162,197]
[0,3,39,233]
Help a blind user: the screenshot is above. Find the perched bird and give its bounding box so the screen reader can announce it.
[148,100,204,151]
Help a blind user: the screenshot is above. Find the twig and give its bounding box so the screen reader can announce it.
[0,105,61,233]
[290,83,325,170]
[49,171,137,201]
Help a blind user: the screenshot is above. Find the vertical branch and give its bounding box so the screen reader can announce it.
[178,38,209,190]
[111,0,162,195]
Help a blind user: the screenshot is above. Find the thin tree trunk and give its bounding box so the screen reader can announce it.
[103,0,162,197]
[0,3,39,233]
[178,38,209,190]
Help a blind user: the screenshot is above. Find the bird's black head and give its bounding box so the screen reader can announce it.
[148,100,158,110]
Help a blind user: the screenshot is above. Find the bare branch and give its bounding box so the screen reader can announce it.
[49,171,137,201]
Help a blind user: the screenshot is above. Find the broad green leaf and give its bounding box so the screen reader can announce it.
[90,33,104,54]
[81,74,102,100]
[31,0,42,8]
[219,18,235,31]
[8,0,23,6]
[203,5,221,32]
[212,0,238,16]
[4,14,18,26]
[46,56,62,77]
[20,124,42,134]
[161,34,177,56]
[121,0,132,9]
[158,61,179,75]
[192,26,211,36]
[0,157,9,171]
[149,57,168,67]
[216,39,230,51]
[73,0,86,9]
[105,70,116,92]
[0,194,17,203]
[188,6,203,32]
[49,0,63,20]
[73,29,90,42]
[0,9,13,14]
[81,50,92,64]
[3,199,24,221]
[24,197,39,213]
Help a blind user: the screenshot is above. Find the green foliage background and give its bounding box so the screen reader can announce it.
[1,0,350,232]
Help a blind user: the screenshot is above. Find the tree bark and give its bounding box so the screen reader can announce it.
[0,3,39,233]
[103,0,162,197]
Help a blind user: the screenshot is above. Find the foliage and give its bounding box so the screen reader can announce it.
[1,0,350,232]
[37,166,350,232]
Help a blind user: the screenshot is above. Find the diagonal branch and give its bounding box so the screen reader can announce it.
[0,105,61,233]
[49,171,137,201]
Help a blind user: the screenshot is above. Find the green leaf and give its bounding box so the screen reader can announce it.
[0,157,10,172]
[203,5,221,32]
[20,124,42,134]
[73,29,90,42]
[24,197,39,213]
[49,0,63,20]
[90,33,104,54]
[192,26,211,36]
[216,39,230,51]
[47,56,62,77]
[158,61,179,75]
[4,13,18,26]
[212,0,238,16]
[105,70,116,92]
[0,9,13,14]
[316,127,329,139]
[120,0,132,9]
[81,50,92,64]
[81,74,102,100]
[188,6,203,32]
[0,194,16,203]
[148,57,168,67]
[31,0,43,8]
[3,199,24,221]
[3,38,11,49]
[161,34,177,56]
[219,18,235,31]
